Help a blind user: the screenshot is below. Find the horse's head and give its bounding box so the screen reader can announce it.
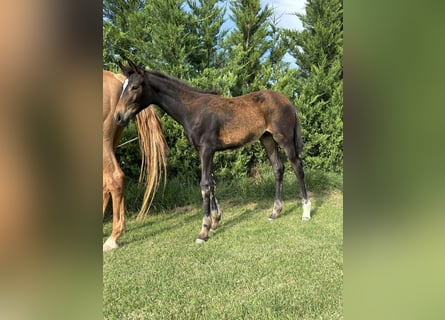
[114,60,147,126]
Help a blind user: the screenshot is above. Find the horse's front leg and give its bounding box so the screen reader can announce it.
[103,163,125,251]
[196,149,214,244]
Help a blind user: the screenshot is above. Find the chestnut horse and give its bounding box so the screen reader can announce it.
[103,70,167,251]
[114,60,311,244]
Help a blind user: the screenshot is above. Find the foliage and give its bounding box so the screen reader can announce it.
[103,0,344,184]
[186,0,227,73]
[284,0,343,172]
[103,0,151,69]
[226,0,273,96]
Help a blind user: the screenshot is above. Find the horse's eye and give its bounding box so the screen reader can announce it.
[131,85,139,91]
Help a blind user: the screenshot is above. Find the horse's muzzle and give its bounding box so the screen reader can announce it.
[114,112,129,126]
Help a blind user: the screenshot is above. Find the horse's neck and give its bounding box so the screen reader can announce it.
[149,79,192,127]
[152,93,187,126]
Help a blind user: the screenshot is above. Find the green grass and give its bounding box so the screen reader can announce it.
[103,171,343,319]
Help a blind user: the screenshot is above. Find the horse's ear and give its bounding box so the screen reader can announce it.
[117,59,134,77]
[117,60,126,73]
[127,59,144,75]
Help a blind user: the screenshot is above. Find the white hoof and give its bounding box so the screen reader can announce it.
[103,238,118,252]
[195,238,207,244]
[302,199,311,221]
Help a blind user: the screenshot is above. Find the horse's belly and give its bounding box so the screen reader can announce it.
[219,115,265,147]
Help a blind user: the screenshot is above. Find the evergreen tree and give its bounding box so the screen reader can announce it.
[184,0,228,91]
[266,15,296,98]
[186,0,227,72]
[225,0,273,96]
[141,0,193,78]
[284,0,343,172]
[103,0,151,69]
[103,0,195,77]
[103,0,343,181]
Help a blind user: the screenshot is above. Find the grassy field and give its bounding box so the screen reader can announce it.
[103,170,343,319]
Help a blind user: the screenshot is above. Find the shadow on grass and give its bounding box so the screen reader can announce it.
[208,201,269,239]
[115,210,200,247]
[104,169,340,246]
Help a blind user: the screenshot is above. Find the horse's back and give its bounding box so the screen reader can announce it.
[255,90,294,109]
[231,90,296,121]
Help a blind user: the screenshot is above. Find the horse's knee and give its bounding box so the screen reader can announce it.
[114,169,125,183]
[110,171,125,194]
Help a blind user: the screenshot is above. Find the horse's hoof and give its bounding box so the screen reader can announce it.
[268,214,278,221]
[302,200,311,221]
[103,239,118,252]
[195,237,208,244]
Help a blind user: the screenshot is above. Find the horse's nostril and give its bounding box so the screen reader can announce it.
[115,113,122,124]
[115,113,129,126]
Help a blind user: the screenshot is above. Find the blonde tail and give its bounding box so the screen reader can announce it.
[135,106,168,220]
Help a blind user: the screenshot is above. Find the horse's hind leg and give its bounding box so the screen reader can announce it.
[209,177,221,231]
[260,133,284,220]
[281,140,311,221]
[196,148,215,243]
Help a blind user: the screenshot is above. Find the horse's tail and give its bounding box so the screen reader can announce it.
[135,106,168,220]
[294,111,304,154]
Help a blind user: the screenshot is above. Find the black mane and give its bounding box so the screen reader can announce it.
[146,70,219,95]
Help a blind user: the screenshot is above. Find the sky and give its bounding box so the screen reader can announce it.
[262,0,306,65]
[263,0,306,31]
[218,0,307,66]
[221,0,306,33]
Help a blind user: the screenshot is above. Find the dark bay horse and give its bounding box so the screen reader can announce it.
[103,70,167,251]
[114,60,311,243]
